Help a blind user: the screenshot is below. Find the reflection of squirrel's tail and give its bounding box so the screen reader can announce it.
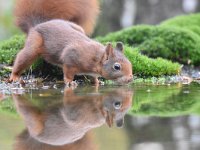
[14,0,100,35]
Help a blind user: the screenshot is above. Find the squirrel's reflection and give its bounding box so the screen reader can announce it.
[13,86,133,150]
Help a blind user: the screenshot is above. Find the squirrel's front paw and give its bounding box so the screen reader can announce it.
[7,74,25,85]
[8,74,20,83]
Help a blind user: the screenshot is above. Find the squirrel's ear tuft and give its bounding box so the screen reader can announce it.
[101,43,115,63]
[105,42,114,58]
[116,42,124,53]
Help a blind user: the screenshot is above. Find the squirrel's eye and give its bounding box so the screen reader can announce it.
[113,63,121,71]
[113,101,122,110]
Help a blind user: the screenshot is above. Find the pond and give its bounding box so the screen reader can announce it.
[0,83,200,150]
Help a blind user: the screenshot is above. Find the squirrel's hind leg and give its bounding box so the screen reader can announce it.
[9,30,43,82]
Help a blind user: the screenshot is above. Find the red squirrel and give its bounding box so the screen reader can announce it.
[10,0,133,85]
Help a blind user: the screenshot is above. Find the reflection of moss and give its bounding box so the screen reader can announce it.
[0,90,63,117]
[1,84,200,117]
[130,84,200,116]
[0,97,17,117]
[24,90,63,109]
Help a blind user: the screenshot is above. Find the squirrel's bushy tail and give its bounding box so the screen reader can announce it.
[14,0,100,35]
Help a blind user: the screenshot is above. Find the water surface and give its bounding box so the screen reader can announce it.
[0,83,200,150]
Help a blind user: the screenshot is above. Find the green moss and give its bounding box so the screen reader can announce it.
[97,24,200,65]
[0,33,181,78]
[0,35,63,78]
[97,25,153,46]
[138,28,200,65]
[0,67,10,77]
[160,13,200,36]
[0,35,25,64]
[1,13,200,78]
[124,46,180,77]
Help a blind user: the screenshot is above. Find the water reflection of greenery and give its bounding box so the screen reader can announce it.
[0,97,16,116]
[0,88,64,117]
[0,85,131,116]
[0,114,24,149]
[130,83,200,116]
[1,84,200,117]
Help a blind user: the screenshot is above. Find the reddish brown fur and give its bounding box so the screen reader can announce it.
[14,0,99,35]
[9,20,133,85]
[11,0,133,85]
[10,30,43,81]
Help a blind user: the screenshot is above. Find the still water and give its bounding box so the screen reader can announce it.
[0,83,200,150]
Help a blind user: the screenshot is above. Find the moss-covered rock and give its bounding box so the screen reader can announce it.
[124,46,180,77]
[0,35,24,64]
[160,13,200,35]
[97,24,200,66]
[0,35,63,78]
[0,33,181,77]
[2,13,200,78]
